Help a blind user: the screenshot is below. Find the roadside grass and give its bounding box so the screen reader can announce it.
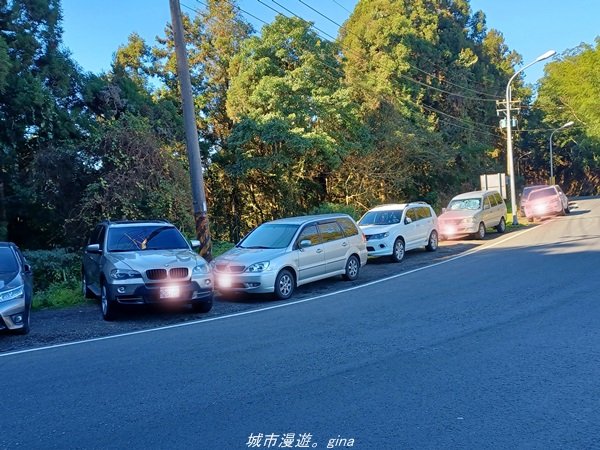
[32,281,82,311]
[506,213,534,230]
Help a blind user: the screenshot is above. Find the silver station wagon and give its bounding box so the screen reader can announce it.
[212,214,368,299]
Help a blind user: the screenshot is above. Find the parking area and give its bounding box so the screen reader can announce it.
[0,235,498,354]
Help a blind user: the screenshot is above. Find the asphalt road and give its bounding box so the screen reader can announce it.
[2,198,599,449]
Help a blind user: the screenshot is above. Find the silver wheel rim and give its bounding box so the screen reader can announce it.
[479,224,485,238]
[81,276,87,296]
[430,232,438,249]
[101,286,108,315]
[500,219,505,231]
[347,258,358,278]
[395,241,405,260]
[279,274,292,297]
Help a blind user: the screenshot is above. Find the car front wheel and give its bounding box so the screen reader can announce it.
[14,306,31,335]
[101,283,118,321]
[425,230,438,251]
[342,255,360,281]
[390,238,405,262]
[192,299,213,314]
[474,222,486,240]
[274,269,295,300]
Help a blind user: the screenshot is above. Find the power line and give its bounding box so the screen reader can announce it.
[330,0,351,14]
[190,0,500,138]
[324,0,503,99]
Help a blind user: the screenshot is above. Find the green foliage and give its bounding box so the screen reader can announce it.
[32,280,82,310]
[309,202,360,220]
[529,39,600,194]
[212,240,235,256]
[22,249,81,291]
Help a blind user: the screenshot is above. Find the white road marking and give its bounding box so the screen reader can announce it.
[0,222,548,358]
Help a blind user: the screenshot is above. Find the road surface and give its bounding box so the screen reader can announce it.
[2,198,599,449]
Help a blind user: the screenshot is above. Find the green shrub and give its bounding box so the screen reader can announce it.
[212,240,235,257]
[32,280,83,310]
[309,202,360,220]
[23,249,81,291]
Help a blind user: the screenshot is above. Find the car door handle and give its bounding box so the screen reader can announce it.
[316,248,323,253]
[342,242,348,247]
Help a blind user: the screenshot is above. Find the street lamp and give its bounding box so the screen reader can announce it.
[505,50,556,225]
[549,121,574,184]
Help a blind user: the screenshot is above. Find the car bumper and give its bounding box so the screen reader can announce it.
[213,270,278,294]
[525,203,562,218]
[106,279,213,305]
[0,295,28,330]
[365,237,394,257]
[439,223,478,237]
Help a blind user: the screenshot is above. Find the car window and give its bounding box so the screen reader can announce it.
[107,226,190,252]
[406,209,418,222]
[359,210,403,226]
[417,207,431,219]
[337,217,359,237]
[494,193,503,206]
[447,198,481,210]
[528,187,556,201]
[0,247,19,273]
[239,223,299,249]
[489,194,498,207]
[484,197,492,209]
[317,222,344,243]
[297,225,322,247]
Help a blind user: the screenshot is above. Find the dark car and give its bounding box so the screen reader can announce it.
[82,220,213,321]
[0,242,33,334]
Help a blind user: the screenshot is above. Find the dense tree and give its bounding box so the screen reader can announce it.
[337,0,519,207]
[220,15,368,237]
[526,39,600,194]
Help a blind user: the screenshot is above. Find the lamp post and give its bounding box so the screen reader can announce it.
[505,50,556,225]
[549,121,574,184]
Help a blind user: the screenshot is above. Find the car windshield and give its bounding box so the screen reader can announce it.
[359,210,403,226]
[522,186,546,199]
[528,187,556,201]
[447,198,481,211]
[107,226,189,252]
[0,247,18,273]
[238,224,300,249]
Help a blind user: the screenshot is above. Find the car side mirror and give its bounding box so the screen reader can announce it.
[405,217,413,225]
[190,239,201,249]
[86,244,102,254]
[442,208,447,214]
[299,239,312,249]
[23,263,32,273]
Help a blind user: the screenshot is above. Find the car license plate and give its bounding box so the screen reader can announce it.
[160,286,180,299]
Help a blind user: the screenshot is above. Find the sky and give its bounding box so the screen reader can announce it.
[61,0,599,86]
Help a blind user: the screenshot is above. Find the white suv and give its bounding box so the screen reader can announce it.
[358,202,439,262]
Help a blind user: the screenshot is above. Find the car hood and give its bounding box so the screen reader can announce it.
[106,249,201,271]
[0,271,20,290]
[439,210,479,220]
[359,224,392,235]
[215,247,287,266]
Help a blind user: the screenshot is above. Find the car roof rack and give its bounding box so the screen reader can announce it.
[101,219,171,225]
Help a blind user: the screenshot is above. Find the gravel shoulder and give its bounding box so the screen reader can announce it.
[0,235,504,354]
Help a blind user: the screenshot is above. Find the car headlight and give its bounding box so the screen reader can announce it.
[245,261,270,273]
[0,285,24,303]
[193,263,210,275]
[462,217,477,224]
[109,269,142,280]
[370,232,390,240]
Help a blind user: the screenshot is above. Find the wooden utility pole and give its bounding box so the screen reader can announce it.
[169,0,212,260]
